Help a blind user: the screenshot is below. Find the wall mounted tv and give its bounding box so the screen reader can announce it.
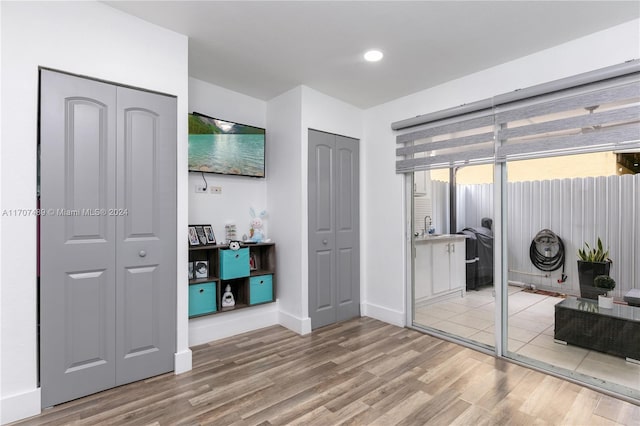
[188,112,265,178]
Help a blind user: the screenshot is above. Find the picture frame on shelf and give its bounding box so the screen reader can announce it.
[188,226,200,246]
[203,225,216,244]
[195,260,208,279]
[190,224,216,246]
[195,226,207,245]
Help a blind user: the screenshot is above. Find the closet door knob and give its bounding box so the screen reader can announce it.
[322,239,328,245]
[139,250,147,257]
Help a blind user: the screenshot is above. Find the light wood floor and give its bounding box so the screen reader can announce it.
[13,317,640,425]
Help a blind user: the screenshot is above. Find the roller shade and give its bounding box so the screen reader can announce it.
[495,72,640,161]
[394,60,640,174]
[395,109,496,173]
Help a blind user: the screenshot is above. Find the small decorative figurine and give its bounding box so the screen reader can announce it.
[221,284,235,307]
[249,208,267,243]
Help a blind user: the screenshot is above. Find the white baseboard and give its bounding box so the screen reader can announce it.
[278,310,311,335]
[361,302,405,327]
[1,387,41,425]
[174,348,192,374]
[188,303,279,346]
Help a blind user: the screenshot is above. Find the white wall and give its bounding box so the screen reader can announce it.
[362,19,640,326]
[188,77,268,242]
[187,77,280,344]
[0,0,4,417]
[266,87,304,331]
[0,2,189,423]
[361,104,407,325]
[265,86,363,333]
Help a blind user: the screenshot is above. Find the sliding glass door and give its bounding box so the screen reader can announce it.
[409,152,640,400]
[411,165,496,351]
[504,152,640,399]
[402,62,639,402]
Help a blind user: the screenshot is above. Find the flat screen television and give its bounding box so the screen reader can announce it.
[188,112,265,178]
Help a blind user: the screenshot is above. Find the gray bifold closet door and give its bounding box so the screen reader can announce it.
[39,69,177,408]
[308,129,360,329]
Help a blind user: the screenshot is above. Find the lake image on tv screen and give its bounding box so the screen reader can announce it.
[188,114,265,177]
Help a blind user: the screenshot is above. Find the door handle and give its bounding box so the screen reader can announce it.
[138,250,147,257]
[451,244,455,253]
[322,239,328,245]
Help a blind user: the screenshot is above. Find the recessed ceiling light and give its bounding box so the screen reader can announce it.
[364,50,383,62]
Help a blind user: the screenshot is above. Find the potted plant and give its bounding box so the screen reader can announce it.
[594,275,616,309]
[577,237,612,300]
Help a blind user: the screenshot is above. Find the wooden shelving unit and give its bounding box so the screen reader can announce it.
[188,242,276,318]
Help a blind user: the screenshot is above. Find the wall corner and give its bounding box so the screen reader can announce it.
[278,309,312,335]
[174,349,192,374]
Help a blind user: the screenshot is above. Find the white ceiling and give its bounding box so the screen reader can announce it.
[106,1,640,109]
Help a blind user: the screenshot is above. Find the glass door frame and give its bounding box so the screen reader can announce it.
[405,159,639,404]
[404,168,502,356]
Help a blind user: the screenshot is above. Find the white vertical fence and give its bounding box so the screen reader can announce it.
[431,174,639,296]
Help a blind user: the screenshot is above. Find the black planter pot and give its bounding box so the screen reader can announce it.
[577,260,611,300]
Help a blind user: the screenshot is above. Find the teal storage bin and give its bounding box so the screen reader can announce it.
[189,282,217,316]
[249,274,273,305]
[219,248,250,279]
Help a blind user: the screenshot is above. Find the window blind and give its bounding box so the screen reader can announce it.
[394,60,640,173]
[495,73,640,161]
[395,109,496,173]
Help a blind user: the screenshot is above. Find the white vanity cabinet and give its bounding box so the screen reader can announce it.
[414,235,466,305]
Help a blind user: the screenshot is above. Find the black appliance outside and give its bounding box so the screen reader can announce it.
[459,218,494,290]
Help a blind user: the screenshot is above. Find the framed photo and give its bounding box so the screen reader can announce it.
[188,262,194,280]
[203,225,216,244]
[190,224,216,246]
[194,260,208,279]
[188,226,200,246]
[195,226,207,245]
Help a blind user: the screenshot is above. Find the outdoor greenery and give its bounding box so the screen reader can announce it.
[594,274,616,291]
[577,237,611,263]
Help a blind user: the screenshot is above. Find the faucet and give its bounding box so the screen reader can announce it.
[424,215,432,235]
